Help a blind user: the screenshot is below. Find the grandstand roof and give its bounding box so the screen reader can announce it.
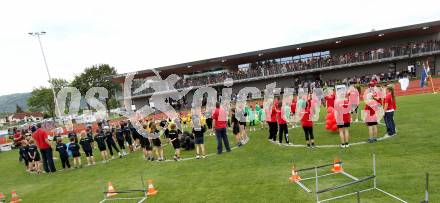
[112,20,440,83]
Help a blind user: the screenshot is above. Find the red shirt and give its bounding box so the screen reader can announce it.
[32,128,51,150]
[290,98,297,114]
[301,108,313,127]
[212,108,227,129]
[270,106,278,123]
[384,93,396,111]
[335,99,351,124]
[277,109,286,124]
[325,93,335,108]
[364,100,378,122]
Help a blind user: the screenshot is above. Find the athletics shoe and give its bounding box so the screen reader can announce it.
[196,155,200,159]
[340,144,345,148]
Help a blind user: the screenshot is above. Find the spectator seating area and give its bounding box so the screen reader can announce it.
[131,40,440,95]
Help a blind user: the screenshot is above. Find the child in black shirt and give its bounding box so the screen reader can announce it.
[19,139,31,172]
[115,123,127,156]
[104,126,121,159]
[94,129,109,163]
[149,122,164,161]
[141,123,153,161]
[79,131,95,165]
[192,121,207,159]
[28,139,41,173]
[68,137,82,168]
[166,123,182,161]
[55,137,71,169]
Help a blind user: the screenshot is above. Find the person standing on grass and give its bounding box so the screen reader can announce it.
[28,139,42,173]
[212,102,231,154]
[231,109,242,147]
[267,100,279,142]
[149,122,164,161]
[205,111,214,136]
[300,101,315,148]
[94,129,109,163]
[31,123,56,173]
[384,86,397,136]
[290,97,298,128]
[335,93,351,148]
[115,123,128,156]
[68,137,82,168]
[104,126,121,159]
[55,137,70,170]
[192,120,207,159]
[79,131,96,165]
[277,102,289,145]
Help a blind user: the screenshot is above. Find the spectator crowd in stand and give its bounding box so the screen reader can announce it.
[132,40,439,96]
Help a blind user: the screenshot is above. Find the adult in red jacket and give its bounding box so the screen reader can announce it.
[383,86,397,136]
[212,102,231,154]
[32,123,56,173]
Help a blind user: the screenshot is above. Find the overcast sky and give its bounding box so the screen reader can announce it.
[0,0,439,96]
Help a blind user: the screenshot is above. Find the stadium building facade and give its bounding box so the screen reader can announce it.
[113,20,440,110]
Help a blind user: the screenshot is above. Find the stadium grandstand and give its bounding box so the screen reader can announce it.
[112,20,440,110]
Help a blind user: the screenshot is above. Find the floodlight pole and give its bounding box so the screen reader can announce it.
[29,32,62,120]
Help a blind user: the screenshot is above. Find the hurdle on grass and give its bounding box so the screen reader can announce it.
[292,154,407,202]
[314,154,407,203]
[99,176,148,203]
[293,160,360,193]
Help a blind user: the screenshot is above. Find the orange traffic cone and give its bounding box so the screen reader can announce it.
[331,158,343,173]
[289,165,301,182]
[9,190,21,203]
[146,179,158,196]
[106,182,118,198]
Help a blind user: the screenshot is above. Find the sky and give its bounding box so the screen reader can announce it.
[0,0,439,96]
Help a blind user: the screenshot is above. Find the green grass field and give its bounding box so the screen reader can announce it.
[0,93,438,203]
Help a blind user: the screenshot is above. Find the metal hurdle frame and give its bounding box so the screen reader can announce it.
[98,176,148,203]
[294,161,360,193]
[314,154,407,203]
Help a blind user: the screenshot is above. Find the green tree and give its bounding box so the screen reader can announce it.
[15,104,24,113]
[49,78,69,93]
[71,64,120,112]
[27,78,70,119]
[27,87,55,118]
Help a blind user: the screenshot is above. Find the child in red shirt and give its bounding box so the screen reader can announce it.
[277,102,289,144]
[335,94,351,148]
[300,103,315,148]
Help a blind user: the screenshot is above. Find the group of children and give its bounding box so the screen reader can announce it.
[261,82,397,148]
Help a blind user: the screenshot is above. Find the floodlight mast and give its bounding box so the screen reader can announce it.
[29,31,63,120]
